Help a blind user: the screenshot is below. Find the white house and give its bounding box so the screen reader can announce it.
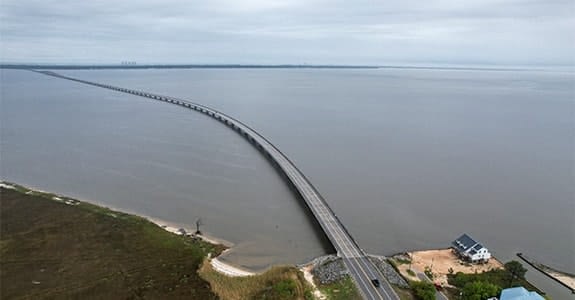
[452,233,491,263]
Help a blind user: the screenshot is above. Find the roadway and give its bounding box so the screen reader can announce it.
[33,70,400,300]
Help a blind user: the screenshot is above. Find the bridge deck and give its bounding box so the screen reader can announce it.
[33,70,399,300]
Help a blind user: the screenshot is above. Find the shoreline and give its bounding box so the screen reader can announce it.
[3,181,326,299]
[145,216,234,248]
[517,253,575,293]
[1,179,348,300]
[0,181,258,278]
[210,252,256,277]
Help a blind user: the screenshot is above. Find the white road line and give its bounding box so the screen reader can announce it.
[344,258,378,299]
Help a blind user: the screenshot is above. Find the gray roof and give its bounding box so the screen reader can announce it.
[452,233,480,253]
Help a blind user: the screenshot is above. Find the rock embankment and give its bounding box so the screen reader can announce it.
[308,255,350,285]
[369,255,409,288]
[305,254,408,288]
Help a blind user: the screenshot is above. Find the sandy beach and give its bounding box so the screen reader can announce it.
[548,271,575,291]
[210,255,255,277]
[145,218,262,278]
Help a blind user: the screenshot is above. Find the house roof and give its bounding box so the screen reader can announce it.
[452,233,479,252]
[500,287,545,300]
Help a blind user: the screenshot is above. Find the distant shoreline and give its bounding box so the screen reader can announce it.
[0,63,539,72]
[0,64,378,70]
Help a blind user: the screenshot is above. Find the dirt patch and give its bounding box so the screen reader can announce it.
[396,249,503,286]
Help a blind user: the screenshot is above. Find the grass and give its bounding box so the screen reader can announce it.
[1,185,225,299]
[392,285,416,300]
[395,258,412,265]
[198,260,313,299]
[316,275,362,300]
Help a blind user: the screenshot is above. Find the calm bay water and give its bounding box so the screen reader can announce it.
[1,68,574,298]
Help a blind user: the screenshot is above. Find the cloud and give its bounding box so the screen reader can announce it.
[1,0,573,65]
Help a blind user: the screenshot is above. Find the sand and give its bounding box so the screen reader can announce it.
[396,249,503,286]
[149,219,258,277]
[301,264,327,299]
[210,256,255,277]
[547,271,575,291]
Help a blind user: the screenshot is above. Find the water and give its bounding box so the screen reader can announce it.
[1,68,574,298]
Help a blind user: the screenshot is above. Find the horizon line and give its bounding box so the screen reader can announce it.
[2,63,569,72]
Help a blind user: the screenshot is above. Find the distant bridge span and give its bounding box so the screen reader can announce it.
[33,70,399,300]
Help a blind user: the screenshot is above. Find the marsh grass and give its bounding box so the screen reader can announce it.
[1,186,225,299]
[199,260,313,299]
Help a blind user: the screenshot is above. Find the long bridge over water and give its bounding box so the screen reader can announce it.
[34,70,400,300]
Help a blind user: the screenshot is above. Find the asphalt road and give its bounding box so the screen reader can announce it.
[35,70,400,300]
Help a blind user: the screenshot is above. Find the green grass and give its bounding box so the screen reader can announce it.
[1,185,225,299]
[317,275,362,300]
[395,258,412,265]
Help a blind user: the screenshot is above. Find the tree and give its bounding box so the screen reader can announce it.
[504,261,527,287]
[195,218,203,234]
[410,281,435,300]
[461,281,501,300]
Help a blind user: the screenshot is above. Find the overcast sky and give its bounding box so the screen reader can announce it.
[1,0,573,65]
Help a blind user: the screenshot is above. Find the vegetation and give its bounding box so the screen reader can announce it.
[461,281,501,300]
[394,257,412,265]
[198,261,313,299]
[316,275,361,300]
[406,269,416,277]
[423,266,434,280]
[448,260,544,298]
[409,281,435,300]
[392,286,416,300]
[504,260,528,286]
[0,185,225,299]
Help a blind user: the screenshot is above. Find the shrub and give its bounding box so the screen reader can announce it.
[410,281,435,300]
[461,281,501,300]
[271,279,297,298]
[424,266,434,280]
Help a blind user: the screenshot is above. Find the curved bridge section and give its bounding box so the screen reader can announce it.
[33,70,399,300]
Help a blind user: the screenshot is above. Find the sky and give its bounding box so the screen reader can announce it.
[1,0,574,66]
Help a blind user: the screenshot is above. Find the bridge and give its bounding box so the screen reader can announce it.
[33,70,400,300]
